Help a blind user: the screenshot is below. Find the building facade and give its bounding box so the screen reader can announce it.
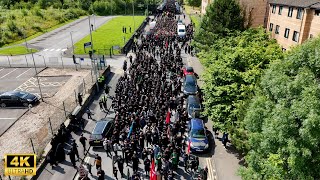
[200,0,269,27]
[267,0,320,50]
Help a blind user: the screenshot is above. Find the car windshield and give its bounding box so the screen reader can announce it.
[189,103,201,109]
[13,92,28,98]
[191,129,206,138]
[179,29,185,32]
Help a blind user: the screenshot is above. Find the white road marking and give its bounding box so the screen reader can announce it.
[56,48,61,51]
[61,49,67,52]
[0,68,4,72]
[43,49,49,51]
[0,68,17,79]
[16,68,31,78]
[0,118,16,120]
[49,49,55,51]
[206,158,217,180]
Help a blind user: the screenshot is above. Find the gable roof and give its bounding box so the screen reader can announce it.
[269,0,320,8]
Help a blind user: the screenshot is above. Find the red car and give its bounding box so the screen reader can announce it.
[182,67,194,76]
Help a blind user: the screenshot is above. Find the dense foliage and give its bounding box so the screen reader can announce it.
[197,28,283,153]
[239,37,320,179]
[187,0,201,8]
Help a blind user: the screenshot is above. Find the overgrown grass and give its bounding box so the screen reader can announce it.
[0,8,86,47]
[74,16,145,55]
[190,15,201,31]
[0,46,38,55]
[184,5,201,15]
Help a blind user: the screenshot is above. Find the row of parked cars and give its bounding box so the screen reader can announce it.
[182,66,209,153]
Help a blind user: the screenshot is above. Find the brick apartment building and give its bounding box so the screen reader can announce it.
[267,0,320,50]
[201,0,269,27]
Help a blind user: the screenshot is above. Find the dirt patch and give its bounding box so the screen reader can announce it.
[0,68,94,178]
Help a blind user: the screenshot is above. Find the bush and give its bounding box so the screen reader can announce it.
[33,8,44,18]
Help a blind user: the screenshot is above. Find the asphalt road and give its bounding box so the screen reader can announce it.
[0,108,27,136]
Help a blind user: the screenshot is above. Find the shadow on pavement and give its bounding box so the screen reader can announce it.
[175,167,190,179]
[225,144,246,166]
[52,165,66,174]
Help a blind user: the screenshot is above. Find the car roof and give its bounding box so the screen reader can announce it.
[187,95,200,104]
[190,118,204,130]
[178,24,185,29]
[186,67,194,72]
[1,91,28,96]
[185,75,196,82]
[92,120,110,134]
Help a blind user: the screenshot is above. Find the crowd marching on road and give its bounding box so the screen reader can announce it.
[45,0,214,179]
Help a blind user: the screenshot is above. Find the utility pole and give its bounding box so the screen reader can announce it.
[146,0,149,16]
[70,31,75,54]
[88,15,99,91]
[132,0,135,31]
[31,53,44,102]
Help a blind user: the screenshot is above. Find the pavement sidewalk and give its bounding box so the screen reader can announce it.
[37,67,122,180]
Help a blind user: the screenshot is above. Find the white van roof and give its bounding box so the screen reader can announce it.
[178,24,185,29]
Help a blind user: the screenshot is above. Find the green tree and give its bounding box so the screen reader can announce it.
[187,0,201,8]
[200,0,244,37]
[240,37,320,179]
[197,28,283,153]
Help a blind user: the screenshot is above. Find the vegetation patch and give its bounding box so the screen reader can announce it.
[74,16,145,55]
[0,46,38,55]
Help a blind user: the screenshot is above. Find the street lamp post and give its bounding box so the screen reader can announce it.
[132,0,135,31]
[70,31,75,55]
[92,14,96,31]
[31,53,44,102]
[88,15,99,91]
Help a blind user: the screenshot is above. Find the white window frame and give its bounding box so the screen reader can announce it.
[284,28,290,38]
[292,31,299,42]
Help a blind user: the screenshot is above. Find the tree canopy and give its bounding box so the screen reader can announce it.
[239,37,320,179]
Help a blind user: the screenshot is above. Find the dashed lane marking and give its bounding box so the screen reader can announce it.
[0,68,17,79]
[0,68,4,72]
[56,48,61,51]
[49,49,55,51]
[61,49,68,52]
[43,49,49,51]
[16,68,31,78]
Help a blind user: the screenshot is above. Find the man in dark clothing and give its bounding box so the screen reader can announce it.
[113,167,118,180]
[68,149,76,168]
[48,150,58,167]
[79,134,87,153]
[97,168,105,180]
[78,93,83,106]
[72,139,80,160]
[132,153,139,172]
[117,156,124,177]
[144,158,151,176]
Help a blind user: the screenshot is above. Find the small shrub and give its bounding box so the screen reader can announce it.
[9,13,16,20]
[33,8,44,19]
[32,25,43,32]
[21,9,28,16]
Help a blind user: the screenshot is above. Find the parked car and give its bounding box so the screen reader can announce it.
[187,118,209,152]
[0,91,39,108]
[182,67,194,76]
[183,75,198,95]
[186,95,201,118]
[177,24,186,38]
[89,119,114,147]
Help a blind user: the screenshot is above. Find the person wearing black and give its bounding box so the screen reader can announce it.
[71,139,80,160]
[117,156,124,178]
[79,134,87,153]
[132,153,139,173]
[77,93,83,106]
[48,150,58,167]
[97,168,105,180]
[68,149,76,168]
[113,167,118,180]
[144,158,151,177]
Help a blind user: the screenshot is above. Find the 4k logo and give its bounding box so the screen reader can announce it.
[4,154,36,176]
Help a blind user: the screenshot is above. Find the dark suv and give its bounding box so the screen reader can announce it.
[0,91,39,108]
[89,119,114,147]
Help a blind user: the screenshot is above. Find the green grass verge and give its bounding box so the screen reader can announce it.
[190,15,201,31]
[74,16,146,55]
[0,46,38,55]
[184,5,201,15]
[4,17,84,47]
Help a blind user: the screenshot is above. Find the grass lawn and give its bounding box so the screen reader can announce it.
[190,15,201,31]
[74,16,146,55]
[184,5,201,15]
[0,46,38,55]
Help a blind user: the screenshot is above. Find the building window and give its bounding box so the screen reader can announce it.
[278,6,283,15]
[288,7,293,17]
[275,25,280,34]
[269,23,273,31]
[310,34,313,38]
[284,28,290,38]
[297,8,303,19]
[315,10,320,16]
[272,5,276,13]
[293,31,299,42]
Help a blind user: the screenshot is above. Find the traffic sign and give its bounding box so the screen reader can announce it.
[84,42,92,48]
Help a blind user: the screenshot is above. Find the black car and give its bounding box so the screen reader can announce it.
[186,95,202,118]
[183,75,198,95]
[0,91,39,108]
[89,119,114,147]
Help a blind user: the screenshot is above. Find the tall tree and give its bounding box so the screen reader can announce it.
[240,36,320,179]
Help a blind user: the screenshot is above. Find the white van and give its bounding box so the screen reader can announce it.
[150,21,156,30]
[177,24,186,37]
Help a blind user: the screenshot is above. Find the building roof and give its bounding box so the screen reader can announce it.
[269,0,320,8]
[310,2,320,9]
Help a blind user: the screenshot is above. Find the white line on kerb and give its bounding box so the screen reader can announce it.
[16,68,31,78]
[0,118,16,120]
[56,48,61,51]
[0,68,17,79]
